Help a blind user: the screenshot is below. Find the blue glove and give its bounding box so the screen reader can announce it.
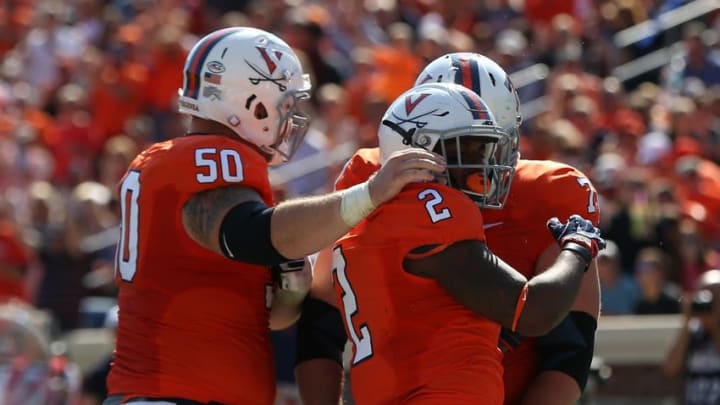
[547,215,606,269]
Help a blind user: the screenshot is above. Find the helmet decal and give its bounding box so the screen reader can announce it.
[457,88,492,122]
[256,46,282,74]
[450,54,482,97]
[389,94,449,129]
[246,44,290,91]
[404,93,430,115]
[381,120,416,146]
[183,27,242,99]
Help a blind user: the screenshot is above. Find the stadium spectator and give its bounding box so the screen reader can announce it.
[664,270,720,405]
[633,247,682,315]
[598,240,642,315]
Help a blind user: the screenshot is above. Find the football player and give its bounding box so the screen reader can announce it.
[296,82,604,405]
[104,27,445,405]
[295,54,602,405]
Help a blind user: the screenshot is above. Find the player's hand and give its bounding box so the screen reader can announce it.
[367,149,446,206]
[547,214,606,266]
[271,257,312,294]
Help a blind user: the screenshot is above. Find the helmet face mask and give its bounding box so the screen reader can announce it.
[262,90,311,163]
[178,27,312,164]
[435,131,516,209]
[378,82,514,208]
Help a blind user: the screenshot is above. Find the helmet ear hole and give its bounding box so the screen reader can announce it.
[254,102,268,120]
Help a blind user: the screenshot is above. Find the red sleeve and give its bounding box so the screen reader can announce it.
[334,148,380,191]
[0,231,29,268]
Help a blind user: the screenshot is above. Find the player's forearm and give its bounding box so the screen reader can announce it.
[517,251,585,336]
[571,262,600,319]
[270,193,352,259]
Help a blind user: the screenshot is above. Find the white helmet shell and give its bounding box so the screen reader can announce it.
[378,82,516,208]
[415,52,521,141]
[178,27,312,161]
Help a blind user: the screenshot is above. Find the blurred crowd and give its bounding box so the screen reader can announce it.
[0,0,719,401]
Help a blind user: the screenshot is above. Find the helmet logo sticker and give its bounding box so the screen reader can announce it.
[204,72,222,85]
[256,46,282,74]
[244,46,290,91]
[404,93,430,115]
[203,86,222,100]
[206,61,226,73]
[381,120,416,146]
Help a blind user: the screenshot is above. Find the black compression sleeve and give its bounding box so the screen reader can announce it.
[219,200,290,266]
[295,297,347,367]
[535,311,597,391]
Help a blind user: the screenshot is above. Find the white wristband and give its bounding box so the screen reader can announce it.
[340,182,377,227]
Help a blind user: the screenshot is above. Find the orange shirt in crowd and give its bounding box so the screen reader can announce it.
[0,223,30,302]
[91,61,149,140]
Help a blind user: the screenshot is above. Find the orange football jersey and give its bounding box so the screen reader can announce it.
[334,148,380,192]
[334,183,503,405]
[334,150,601,405]
[108,135,276,405]
[482,160,600,405]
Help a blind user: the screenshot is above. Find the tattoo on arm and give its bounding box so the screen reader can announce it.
[182,186,260,250]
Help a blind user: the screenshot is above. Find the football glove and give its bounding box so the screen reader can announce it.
[547,214,606,269]
[271,257,312,294]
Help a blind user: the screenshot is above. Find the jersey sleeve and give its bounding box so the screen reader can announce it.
[364,183,486,257]
[334,148,380,191]
[535,164,600,226]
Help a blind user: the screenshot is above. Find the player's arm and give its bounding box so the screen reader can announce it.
[294,247,346,405]
[519,171,602,403]
[404,215,605,336]
[517,245,600,404]
[181,149,445,265]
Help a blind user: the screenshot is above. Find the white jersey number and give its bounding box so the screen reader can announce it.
[418,188,452,223]
[117,171,141,282]
[195,148,244,183]
[332,246,373,365]
[576,177,599,214]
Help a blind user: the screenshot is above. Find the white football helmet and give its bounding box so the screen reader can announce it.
[378,82,515,208]
[178,27,312,162]
[415,52,521,164]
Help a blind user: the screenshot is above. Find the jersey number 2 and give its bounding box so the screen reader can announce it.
[118,171,141,282]
[332,246,373,365]
[418,189,451,223]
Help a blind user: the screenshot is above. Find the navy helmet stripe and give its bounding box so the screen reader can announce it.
[183,28,240,98]
[469,58,482,96]
[460,92,481,120]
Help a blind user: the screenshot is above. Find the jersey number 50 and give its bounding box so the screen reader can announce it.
[117,170,141,282]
